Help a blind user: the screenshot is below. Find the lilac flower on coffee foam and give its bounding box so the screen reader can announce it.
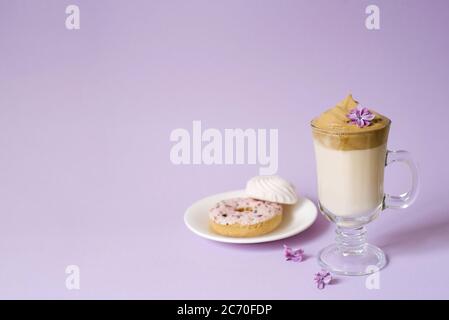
[347,105,375,128]
[283,245,304,262]
[314,270,332,290]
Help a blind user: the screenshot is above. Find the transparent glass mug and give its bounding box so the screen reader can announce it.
[311,124,419,276]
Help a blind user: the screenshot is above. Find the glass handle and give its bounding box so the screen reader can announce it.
[383,150,419,210]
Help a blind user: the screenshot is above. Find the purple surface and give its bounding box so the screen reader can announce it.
[1,0,449,299]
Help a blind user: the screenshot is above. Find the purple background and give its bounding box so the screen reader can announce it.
[1,0,449,299]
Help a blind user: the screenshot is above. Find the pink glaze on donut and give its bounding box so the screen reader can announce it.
[209,198,282,226]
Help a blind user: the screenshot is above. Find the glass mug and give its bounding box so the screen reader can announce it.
[311,123,419,276]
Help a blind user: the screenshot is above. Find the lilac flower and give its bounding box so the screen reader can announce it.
[347,105,375,128]
[314,270,332,290]
[283,245,304,262]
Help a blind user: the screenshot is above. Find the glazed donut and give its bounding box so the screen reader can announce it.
[209,198,283,237]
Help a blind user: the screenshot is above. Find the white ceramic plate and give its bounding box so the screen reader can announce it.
[184,190,318,244]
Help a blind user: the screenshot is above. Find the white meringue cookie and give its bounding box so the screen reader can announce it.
[245,175,298,205]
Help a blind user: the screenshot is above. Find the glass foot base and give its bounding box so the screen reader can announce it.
[318,243,387,276]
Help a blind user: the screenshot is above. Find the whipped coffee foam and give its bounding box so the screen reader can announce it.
[311,95,390,150]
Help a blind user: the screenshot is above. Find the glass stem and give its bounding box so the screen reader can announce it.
[336,226,367,256]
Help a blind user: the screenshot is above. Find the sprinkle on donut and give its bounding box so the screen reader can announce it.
[209,198,282,226]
